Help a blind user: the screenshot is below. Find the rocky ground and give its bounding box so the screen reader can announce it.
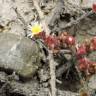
[0,0,96,96]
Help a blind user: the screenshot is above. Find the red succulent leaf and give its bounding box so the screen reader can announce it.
[78,58,91,71]
[76,44,87,57]
[92,3,96,12]
[93,62,96,67]
[91,37,96,51]
[65,36,75,45]
[78,63,87,71]
[84,39,91,52]
[34,31,46,40]
[45,35,60,50]
[58,32,68,42]
[39,31,46,40]
[93,62,96,71]
[87,61,95,73]
[78,57,96,74]
[88,64,96,75]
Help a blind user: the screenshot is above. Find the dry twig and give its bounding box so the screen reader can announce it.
[32,0,51,35]
[62,10,94,29]
[32,1,56,96]
[48,51,57,96]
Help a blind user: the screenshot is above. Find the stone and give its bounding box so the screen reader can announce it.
[0,33,41,78]
[0,0,35,36]
[68,0,96,8]
[88,74,96,89]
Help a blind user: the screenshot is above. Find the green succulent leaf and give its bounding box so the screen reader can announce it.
[80,0,83,3]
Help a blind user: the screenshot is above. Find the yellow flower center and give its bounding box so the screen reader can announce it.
[31,23,42,35]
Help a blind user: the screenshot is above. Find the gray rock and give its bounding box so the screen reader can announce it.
[0,0,35,36]
[68,0,96,8]
[0,33,41,78]
[0,72,7,83]
[88,74,96,89]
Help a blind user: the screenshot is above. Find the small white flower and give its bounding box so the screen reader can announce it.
[27,21,43,38]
